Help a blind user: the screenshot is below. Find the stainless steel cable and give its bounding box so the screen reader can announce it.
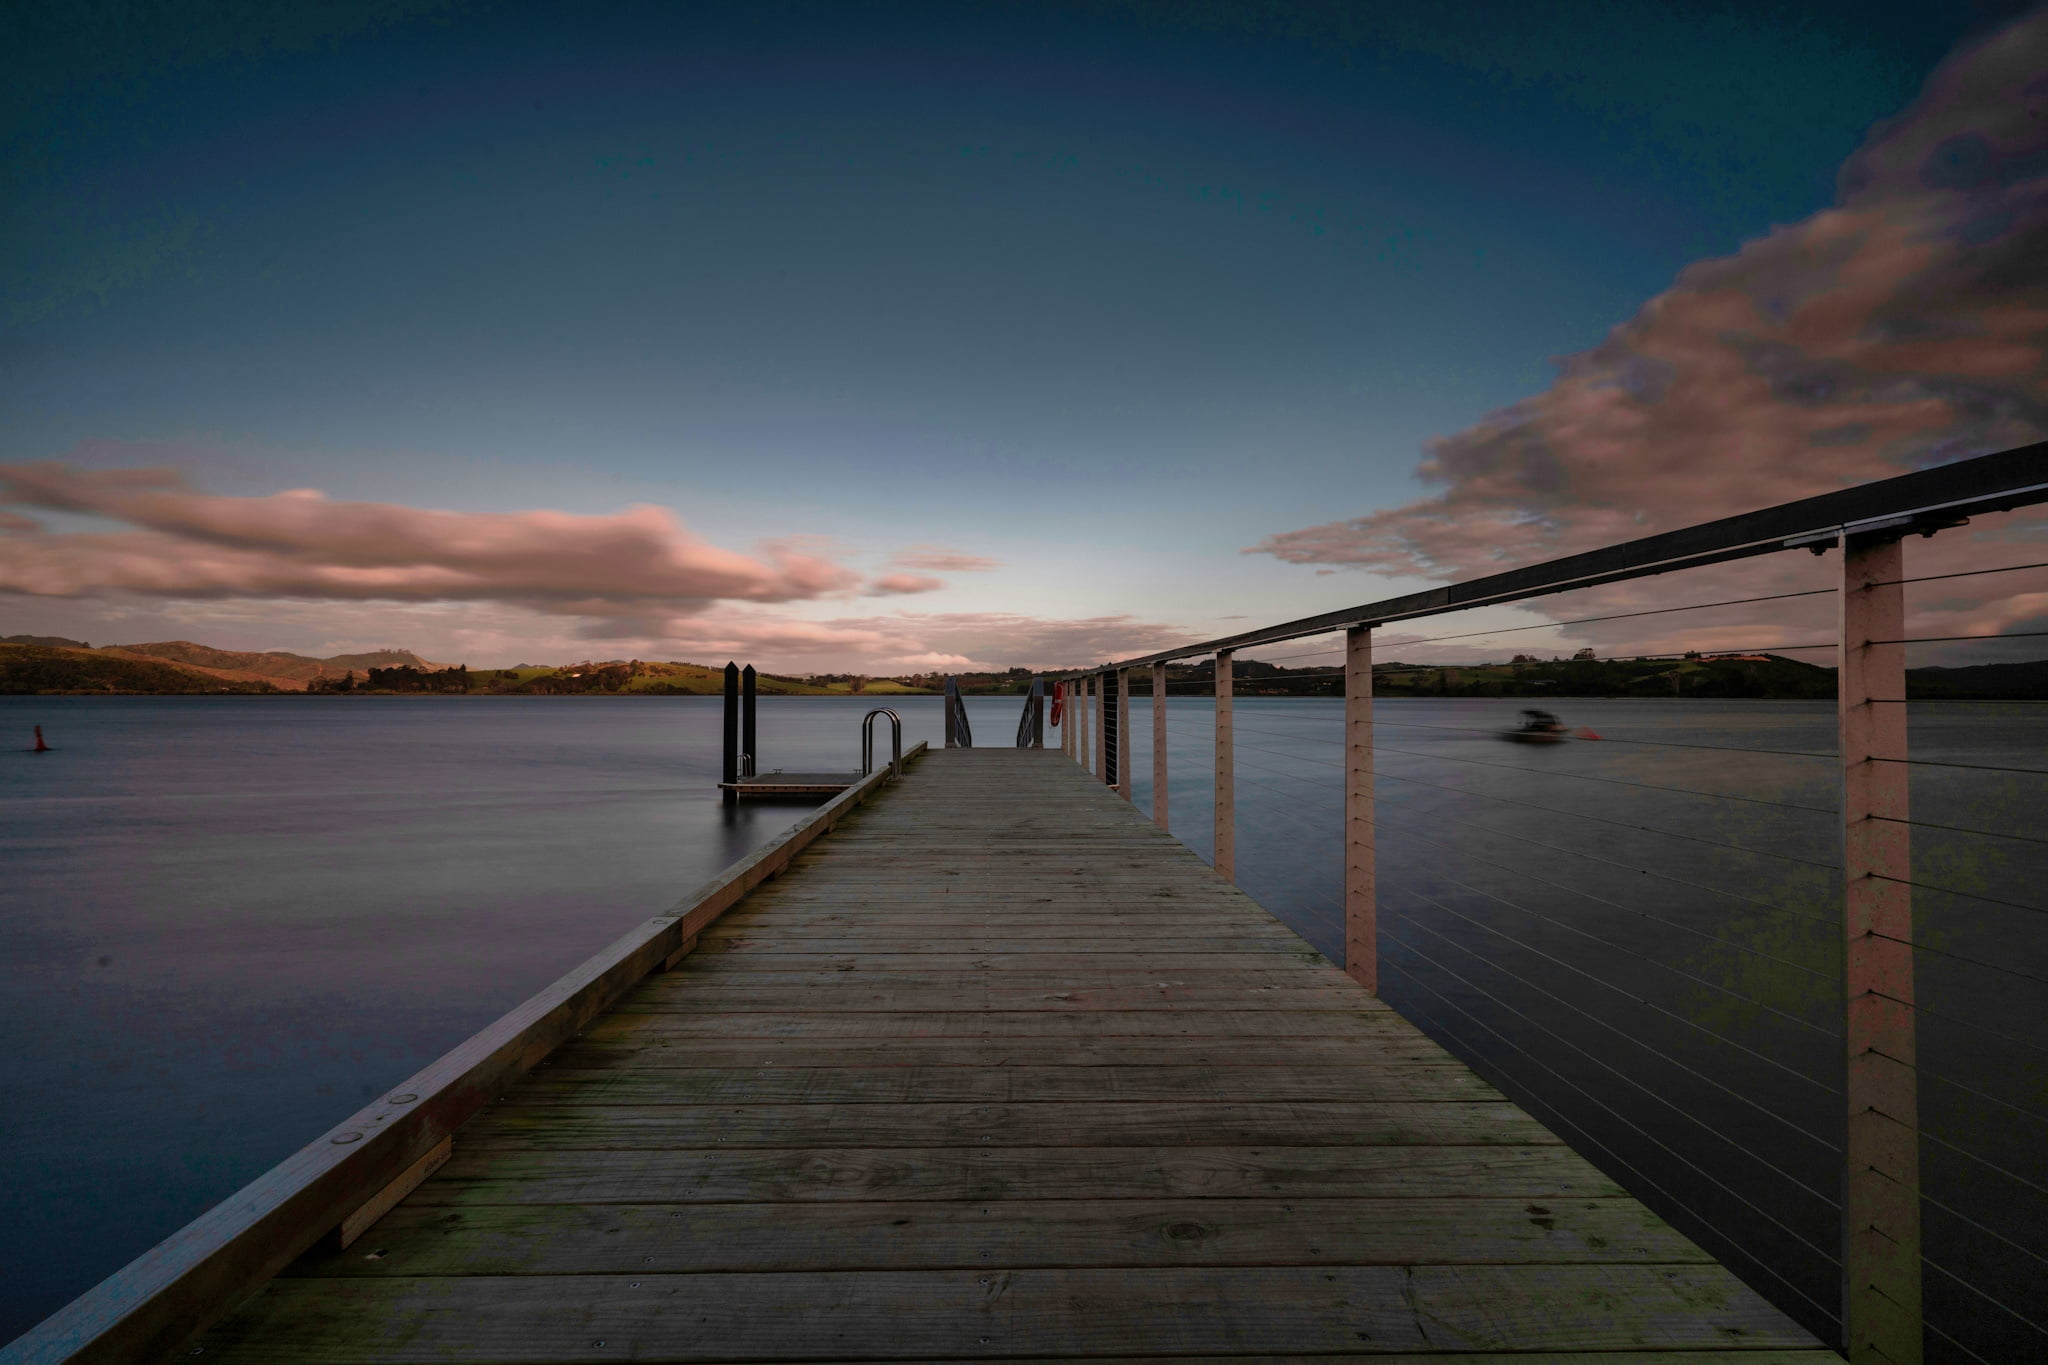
[1923,1130,2048,1200]
[1381,719,1837,762]
[1221,760,1841,1035]
[1921,1315,1999,1365]
[1370,812,1840,1011]
[1377,805,1842,928]
[1386,881,1842,1114]
[1366,762,1845,876]
[1228,723,1845,815]
[1866,927,2048,992]
[1923,1193,2048,1275]
[1920,1066,2048,1131]
[1875,755,2048,776]
[1867,870,2046,919]
[1224,727,1848,929]
[1378,938,1848,1288]
[1921,1256,2048,1341]
[1898,996,2048,1063]
[1871,812,2048,849]
[1878,629,2048,646]
[1381,977,1848,1334]
[1238,709,1841,761]
[1370,588,1838,649]
[1875,558,2048,588]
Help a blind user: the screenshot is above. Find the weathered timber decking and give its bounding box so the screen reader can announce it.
[191,748,1828,1362]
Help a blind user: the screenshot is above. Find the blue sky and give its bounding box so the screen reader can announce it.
[4,1,2042,668]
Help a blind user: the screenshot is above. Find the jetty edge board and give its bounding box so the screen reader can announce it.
[15,746,1825,1362]
[0,742,929,1365]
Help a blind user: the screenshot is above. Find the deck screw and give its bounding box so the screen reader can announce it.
[330,1131,362,1144]
[630,1282,640,1288]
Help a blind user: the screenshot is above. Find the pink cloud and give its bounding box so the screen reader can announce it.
[623,609,1198,674]
[0,463,1194,669]
[888,544,1003,573]
[1249,13,2048,652]
[0,461,868,624]
[867,572,947,596]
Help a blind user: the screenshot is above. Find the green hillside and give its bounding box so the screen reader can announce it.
[308,659,898,695]
[0,643,280,693]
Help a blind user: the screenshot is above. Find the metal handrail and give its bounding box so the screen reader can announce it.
[1063,441,2048,672]
[942,677,972,748]
[1014,676,1045,748]
[861,708,902,778]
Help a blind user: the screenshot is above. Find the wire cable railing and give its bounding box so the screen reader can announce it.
[1378,935,1848,1325]
[1052,443,2048,1365]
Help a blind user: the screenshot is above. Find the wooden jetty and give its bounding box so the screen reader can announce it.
[92,747,1822,1362]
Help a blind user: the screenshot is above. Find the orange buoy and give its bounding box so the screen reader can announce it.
[33,725,49,752]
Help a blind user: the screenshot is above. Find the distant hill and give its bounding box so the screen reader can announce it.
[0,643,280,694]
[1,634,92,649]
[452,660,846,696]
[5,630,2040,699]
[99,641,447,689]
[1906,659,2048,700]
[0,635,928,695]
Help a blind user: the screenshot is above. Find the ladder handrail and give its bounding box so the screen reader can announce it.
[861,708,903,778]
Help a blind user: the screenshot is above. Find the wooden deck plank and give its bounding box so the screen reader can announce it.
[284,1198,1710,1277]
[568,1010,1414,1037]
[698,914,1305,932]
[692,936,1323,954]
[192,1265,1816,1361]
[659,952,1348,971]
[616,984,1385,1011]
[513,1065,1503,1103]
[195,748,1818,1360]
[650,966,1369,987]
[551,1035,1468,1069]
[454,1100,1557,1149]
[404,1145,1632,1206]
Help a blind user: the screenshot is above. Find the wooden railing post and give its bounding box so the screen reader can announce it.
[1093,673,1106,780]
[1345,626,1375,993]
[1840,531,1920,1365]
[1116,667,1132,800]
[1152,663,1169,829]
[1076,676,1089,768]
[1214,650,1234,882]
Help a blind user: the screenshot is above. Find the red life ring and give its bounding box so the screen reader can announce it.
[1049,681,1066,726]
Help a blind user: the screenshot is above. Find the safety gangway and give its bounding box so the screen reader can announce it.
[8,747,1825,1362]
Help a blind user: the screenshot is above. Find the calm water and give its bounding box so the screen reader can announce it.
[3,694,2043,1357]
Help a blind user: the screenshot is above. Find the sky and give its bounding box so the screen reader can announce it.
[3,0,2044,672]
